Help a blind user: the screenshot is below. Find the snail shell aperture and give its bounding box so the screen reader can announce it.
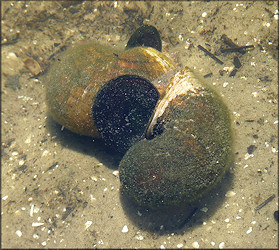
[45,25,233,210]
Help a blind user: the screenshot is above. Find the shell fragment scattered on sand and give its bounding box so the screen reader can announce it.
[219,242,225,249]
[85,221,92,229]
[122,225,128,233]
[225,190,236,197]
[192,241,199,248]
[16,230,22,237]
[32,222,44,227]
[246,227,253,234]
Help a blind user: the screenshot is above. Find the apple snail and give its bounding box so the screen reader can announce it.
[45,25,233,210]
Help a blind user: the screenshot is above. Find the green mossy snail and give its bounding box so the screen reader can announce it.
[45,25,233,210]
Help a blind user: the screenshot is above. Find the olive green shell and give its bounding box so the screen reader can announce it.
[119,68,233,210]
[45,42,174,137]
[45,39,233,211]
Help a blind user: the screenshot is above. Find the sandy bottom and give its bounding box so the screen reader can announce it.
[1,1,278,248]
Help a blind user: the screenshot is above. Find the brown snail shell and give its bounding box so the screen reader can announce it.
[45,25,233,211]
[45,42,174,139]
[119,67,233,210]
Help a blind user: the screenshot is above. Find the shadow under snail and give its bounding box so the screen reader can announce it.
[45,25,233,210]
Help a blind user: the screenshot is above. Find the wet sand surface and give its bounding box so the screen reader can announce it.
[1,1,278,248]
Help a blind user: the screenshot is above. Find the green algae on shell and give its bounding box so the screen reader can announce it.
[119,67,233,210]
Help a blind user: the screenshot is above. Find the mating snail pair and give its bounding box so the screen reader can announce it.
[45,25,233,210]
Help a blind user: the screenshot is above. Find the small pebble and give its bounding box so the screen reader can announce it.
[122,225,128,233]
[247,145,257,154]
[177,243,183,248]
[160,245,166,249]
[274,210,278,221]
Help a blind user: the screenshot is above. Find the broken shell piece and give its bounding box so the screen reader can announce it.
[23,58,41,75]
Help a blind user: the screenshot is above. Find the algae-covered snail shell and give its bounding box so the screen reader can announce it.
[45,25,233,210]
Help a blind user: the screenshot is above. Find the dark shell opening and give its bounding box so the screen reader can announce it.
[92,75,159,153]
[126,25,162,52]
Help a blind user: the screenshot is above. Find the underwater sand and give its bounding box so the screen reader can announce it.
[1,1,278,248]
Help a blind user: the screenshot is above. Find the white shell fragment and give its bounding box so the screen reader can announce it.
[200,207,208,212]
[122,225,128,233]
[246,227,253,234]
[202,12,207,17]
[16,230,22,237]
[135,235,144,240]
[219,242,225,249]
[2,195,8,200]
[112,170,119,177]
[225,190,236,197]
[192,241,200,248]
[85,221,92,229]
[32,222,44,227]
[30,204,34,217]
